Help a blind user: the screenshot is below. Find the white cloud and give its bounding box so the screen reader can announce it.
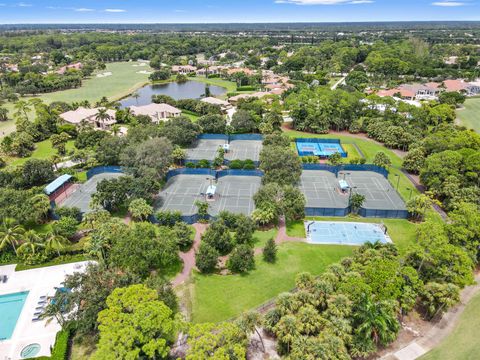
[75,8,95,12]
[17,2,32,6]
[104,8,126,13]
[431,1,466,5]
[275,0,372,4]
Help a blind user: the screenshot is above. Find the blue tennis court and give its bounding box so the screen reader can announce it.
[296,139,347,158]
[305,221,391,246]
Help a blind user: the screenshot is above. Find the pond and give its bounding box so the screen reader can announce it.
[119,80,227,108]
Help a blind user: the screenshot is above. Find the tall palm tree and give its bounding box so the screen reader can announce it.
[44,231,69,256]
[236,311,265,353]
[95,108,111,130]
[30,194,51,224]
[18,230,44,256]
[354,295,399,346]
[132,92,140,105]
[0,218,25,256]
[50,154,62,171]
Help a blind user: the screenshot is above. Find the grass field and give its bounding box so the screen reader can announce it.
[6,139,76,167]
[420,291,480,360]
[457,97,480,133]
[191,242,353,323]
[190,76,238,94]
[283,128,420,202]
[287,217,417,254]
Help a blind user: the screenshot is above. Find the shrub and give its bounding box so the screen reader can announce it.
[227,245,255,273]
[243,159,256,170]
[186,162,196,168]
[156,210,183,226]
[197,159,211,168]
[51,217,78,239]
[196,243,219,273]
[229,159,244,169]
[173,222,194,251]
[55,207,82,222]
[32,328,70,360]
[263,238,277,263]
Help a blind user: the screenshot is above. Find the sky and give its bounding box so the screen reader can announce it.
[0,0,479,24]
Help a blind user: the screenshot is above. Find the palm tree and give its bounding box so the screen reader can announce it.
[132,92,140,105]
[354,295,399,346]
[44,231,69,256]
[30,194,51,224]
[95,108,111,130]
[111,124,121,136]
[18,230,44,256]
[50,154,62,171]
[236,311,265,353]
[0,218,25,256]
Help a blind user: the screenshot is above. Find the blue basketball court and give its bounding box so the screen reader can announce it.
[305,221,391,246]
[296,139,347,157]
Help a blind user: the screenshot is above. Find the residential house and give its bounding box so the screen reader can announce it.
[129,103,182,123]
[56,62,83,75]
[171,65,197,75]
[60,107,116,130]
[200,97,232,112]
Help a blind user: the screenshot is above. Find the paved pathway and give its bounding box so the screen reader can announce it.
[172,223,208,287]
[381,272,480,360]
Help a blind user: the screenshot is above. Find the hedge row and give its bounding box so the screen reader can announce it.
[32,329,70,360]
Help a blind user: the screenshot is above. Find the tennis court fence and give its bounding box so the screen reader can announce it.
[86,166,124,179]
[197,133,263,141]
[166,168,264,181]
[302,164,389,179]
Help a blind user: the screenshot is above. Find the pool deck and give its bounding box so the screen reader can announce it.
[0,261,90,360]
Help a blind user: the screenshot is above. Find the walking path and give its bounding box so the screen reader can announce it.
[172,223,207,287]
[381,272,480,360]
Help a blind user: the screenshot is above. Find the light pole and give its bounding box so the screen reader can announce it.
[394,174,400,191]
[407,187,413,200]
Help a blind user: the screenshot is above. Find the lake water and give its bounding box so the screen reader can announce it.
[120,80,227,108]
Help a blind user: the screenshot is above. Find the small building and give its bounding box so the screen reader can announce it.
[129,103,182,123]
[59,107,117,130]
[44,174,73,203]
[56,62,83,75]
[200,97,232,112]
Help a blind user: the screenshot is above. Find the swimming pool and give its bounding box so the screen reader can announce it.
[0,291,29,340]
[306,221,391,246]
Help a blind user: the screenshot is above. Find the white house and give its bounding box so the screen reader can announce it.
[200,97,232,112]
[129,103,182,123]
[59,107,116,130]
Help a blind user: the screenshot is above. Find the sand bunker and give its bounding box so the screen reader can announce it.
[96,72,112,78]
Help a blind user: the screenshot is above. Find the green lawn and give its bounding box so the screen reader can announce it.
[420,291,480,360]
[191,242,353,323]
[7,139,75,166]
[190,76,238,94]
[252,228,278,248]
[284,128,420,201]
[287,217,417,254]
[457,97,480,133]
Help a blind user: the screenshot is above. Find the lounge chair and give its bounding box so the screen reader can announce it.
[32,317,42,322]
[35,306,44,310]
[39,295,47,299]
[33,312,43,316]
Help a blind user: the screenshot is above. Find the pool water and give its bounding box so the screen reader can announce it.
[306,221,390,246]
[0,291,29,340]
